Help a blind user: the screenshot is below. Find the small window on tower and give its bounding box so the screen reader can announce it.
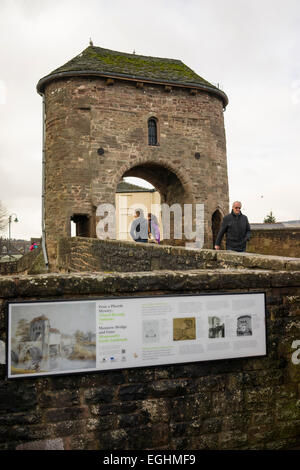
[148,117,158,146]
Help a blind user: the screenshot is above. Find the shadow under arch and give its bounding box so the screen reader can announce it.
[113,157,194,204]
[114,158,196,246]
[211,207,225,249]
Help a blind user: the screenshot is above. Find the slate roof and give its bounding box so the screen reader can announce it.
[116,181,155,193]
[37,45,228,106]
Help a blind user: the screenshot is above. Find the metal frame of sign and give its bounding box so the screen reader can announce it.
[6,292,267,379]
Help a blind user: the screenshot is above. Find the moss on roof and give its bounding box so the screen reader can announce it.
[52,46,213,85]
[37,45,228,106]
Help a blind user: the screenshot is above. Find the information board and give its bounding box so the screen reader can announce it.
[7,292,266,378]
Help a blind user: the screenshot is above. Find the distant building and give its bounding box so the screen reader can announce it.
[0,238,31,261]
[0,238,28,262]
[250,220,300,230]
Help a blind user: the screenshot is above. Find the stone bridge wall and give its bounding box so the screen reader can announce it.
[1,233,300,276]
[248,228,300,258]
[0,261,299,450]
[57,237,300,274]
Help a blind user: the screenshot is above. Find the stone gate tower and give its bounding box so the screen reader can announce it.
[37,45,229,266]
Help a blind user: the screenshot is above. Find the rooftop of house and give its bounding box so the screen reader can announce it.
[37,45,228,106]
[116,181,155,193]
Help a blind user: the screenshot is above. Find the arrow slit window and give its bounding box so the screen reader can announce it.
[148,117,158,146]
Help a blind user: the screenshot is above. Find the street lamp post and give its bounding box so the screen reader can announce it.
[8,213,18,260]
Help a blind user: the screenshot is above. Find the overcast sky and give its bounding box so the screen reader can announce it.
[1,0,300,240]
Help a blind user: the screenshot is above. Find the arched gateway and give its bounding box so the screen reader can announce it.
[37,45,229,267]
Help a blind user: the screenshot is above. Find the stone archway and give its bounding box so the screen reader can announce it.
[114,157,194,201]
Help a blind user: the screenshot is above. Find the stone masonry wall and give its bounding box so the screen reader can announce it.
[248,228,300,258]
[0,265,299,450]
[44,76,229,265]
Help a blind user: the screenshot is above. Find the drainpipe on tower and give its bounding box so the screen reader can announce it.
[40,92,49,270]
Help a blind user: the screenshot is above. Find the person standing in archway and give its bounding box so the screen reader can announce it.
[214,201,251,252]
[130,209,148,243]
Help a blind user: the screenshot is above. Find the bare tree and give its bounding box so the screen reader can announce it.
[0,201,7,233]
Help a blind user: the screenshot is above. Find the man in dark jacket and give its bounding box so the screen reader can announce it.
[214,201,251,252]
